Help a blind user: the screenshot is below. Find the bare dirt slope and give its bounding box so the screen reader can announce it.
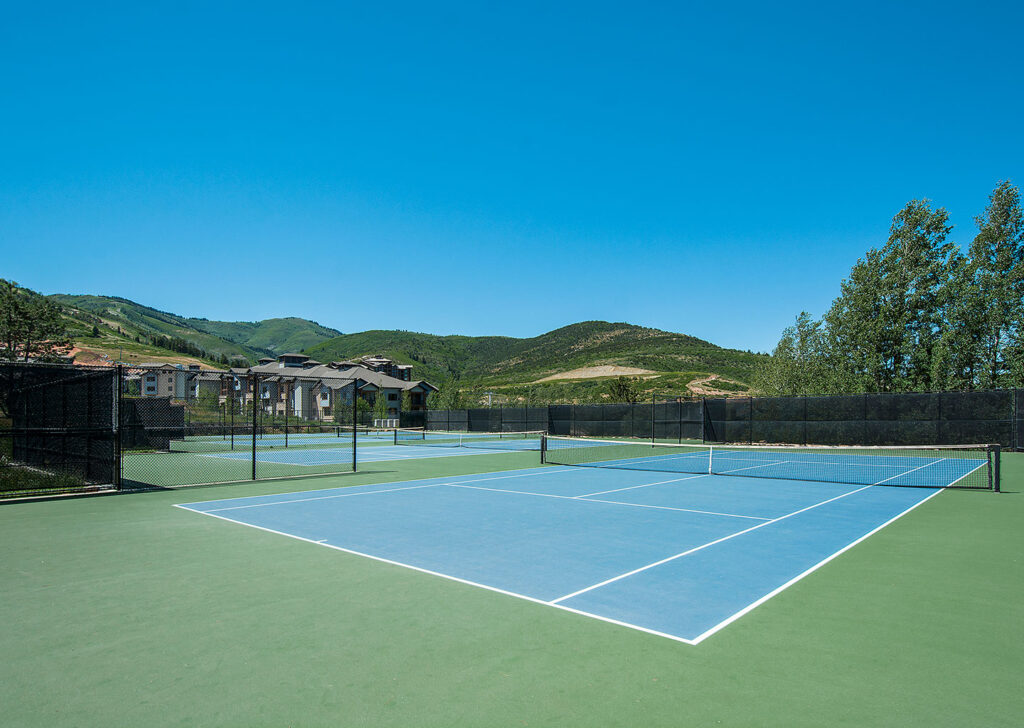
[534,365,656,382]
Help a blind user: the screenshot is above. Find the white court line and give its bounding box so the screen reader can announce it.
[573,473,709,498]
[872,458,944,485]
[714,459,791,475]
[946,459,988,487]
[582,497,770,521]
[446,482,769,521]
[549,482,877,604]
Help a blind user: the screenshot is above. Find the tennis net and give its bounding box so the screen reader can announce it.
[395,428,545,451]
[541,436,999,490]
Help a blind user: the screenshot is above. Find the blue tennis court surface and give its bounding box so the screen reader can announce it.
[176,463,948,644]
[198,442,534,466]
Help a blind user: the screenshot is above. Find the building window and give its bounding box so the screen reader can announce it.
[387,393,398,401]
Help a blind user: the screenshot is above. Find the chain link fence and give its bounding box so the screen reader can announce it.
[416,389,1021,450]
[1,363,118,498]
[703,390,1017,447]
[1,360,1020,500]
[120,368,361,489]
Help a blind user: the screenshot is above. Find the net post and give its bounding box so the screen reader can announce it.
[993,444,1001,492]
[708,445,713,475]
[540,435,547,464]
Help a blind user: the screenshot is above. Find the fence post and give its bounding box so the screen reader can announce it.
[749,396,753,444]
[802,396,808,445]
[352,380,358,472]
[114,365,123,490]
[251,374,258,480]
[937,391,943,445]
[650,393,654,442]
[863,393,869,445]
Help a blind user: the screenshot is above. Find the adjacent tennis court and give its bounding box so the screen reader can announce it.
[177,441,975,643]
[195,441,534,466]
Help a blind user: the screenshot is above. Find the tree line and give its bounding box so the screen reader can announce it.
[755,181,1024,395]
[0,280,72,362]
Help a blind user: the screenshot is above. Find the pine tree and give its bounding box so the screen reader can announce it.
[969,181,1024,387]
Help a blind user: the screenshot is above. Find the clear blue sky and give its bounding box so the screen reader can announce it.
[2,2,1021,352]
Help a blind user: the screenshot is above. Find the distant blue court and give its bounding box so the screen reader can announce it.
[198,442,532,466]
[176,464,947,644]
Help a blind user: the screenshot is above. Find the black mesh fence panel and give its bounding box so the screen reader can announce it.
[751,397,805,444]
[500,407,526,432]
[425,410,450,430]
[723,398,752,444]
[447,410,468,431]
[2,363,117,497]
[631,403,653,440]
[527,407,548,433]
[548,405,572,436]
[400,410,425,429]
[651,400,702,442]
[703,398,725,442]
[1017,389,1023,451]
[570,404,601,437]
[467,408,500,432]
[653,401,679,442]
[733,390,1015,448]
[937,390,1013,447]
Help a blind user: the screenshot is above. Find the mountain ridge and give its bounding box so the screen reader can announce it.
[304,321,764,401]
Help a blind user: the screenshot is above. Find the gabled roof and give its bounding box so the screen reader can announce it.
[407,380,439,392]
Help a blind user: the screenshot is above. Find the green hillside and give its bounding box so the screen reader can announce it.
[188,317,341,355]
[41,291,762,401]
[304,321,766,403]
[49,294,339,367]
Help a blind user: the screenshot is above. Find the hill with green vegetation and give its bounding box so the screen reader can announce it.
[304,321,766,403]
[36,291,762,401]
[188,317,341,356]
[49,294,340,367]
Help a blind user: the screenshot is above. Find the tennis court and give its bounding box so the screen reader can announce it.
[176,438,989,643]
[195,441,533,466]
[3,436,1020,727]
